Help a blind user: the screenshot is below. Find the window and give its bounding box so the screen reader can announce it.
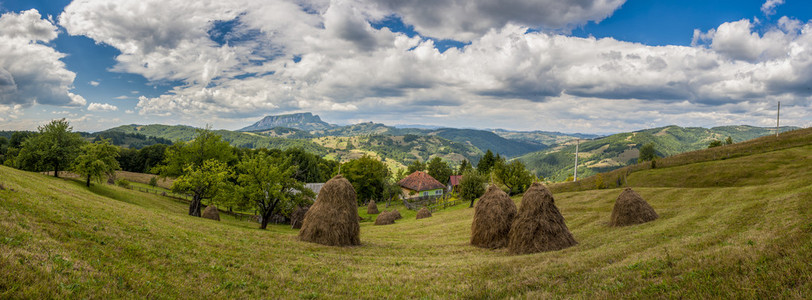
[435,190,442,195]
[423,191,428,196]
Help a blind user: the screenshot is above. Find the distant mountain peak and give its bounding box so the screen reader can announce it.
[239,112,334,132]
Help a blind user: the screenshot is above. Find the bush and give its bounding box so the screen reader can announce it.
[594,173,606,189]
[115,179,131,189]
[148,176,158,187]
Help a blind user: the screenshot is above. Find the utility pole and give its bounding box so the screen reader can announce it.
[573,139,579,181]
[776,101,780,137]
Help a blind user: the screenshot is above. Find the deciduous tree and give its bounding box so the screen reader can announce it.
[459,169,487,208]
[342,155,390,205]
[73,139,120,187]
[639,143,658,162]
[171,159,233,217]
[236,153,312,229]
[493,160,534,196]
[16,119,84,177]
[427,156,453,185]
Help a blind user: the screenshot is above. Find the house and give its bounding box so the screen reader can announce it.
[448,175,462,193]
[398,171,445,199]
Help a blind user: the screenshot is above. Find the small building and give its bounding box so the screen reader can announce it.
[448,175,462,193]
[398,171,445,199]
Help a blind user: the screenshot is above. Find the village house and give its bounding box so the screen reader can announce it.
[398,171,445,200]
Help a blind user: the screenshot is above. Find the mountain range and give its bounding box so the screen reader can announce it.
[103,112,797,181]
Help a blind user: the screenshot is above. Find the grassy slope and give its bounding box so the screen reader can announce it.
[518,125,799,181]
[1,138,810,298]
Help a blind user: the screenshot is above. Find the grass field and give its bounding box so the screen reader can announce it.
[1,134,810,298]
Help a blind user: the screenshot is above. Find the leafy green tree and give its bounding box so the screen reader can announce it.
[427,156,453,185]
[236,153,313,229]
[493,160,534,196]
[172,159,234,217]
[459,169,487,208]
[16,119,84,177]
[407,159,425,174]
[154,127,235,177]
[342,155,390,205]
[708,140,723,148]
[476,149,496,174]
[73,139,121,187]
[148,176,158,187]
[725,136,733,145]
[639,143,658,162]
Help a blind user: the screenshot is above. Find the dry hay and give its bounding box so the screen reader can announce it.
[367,199,379,214]
[471,185,517,249]
[298,175,361,246]
[391,209,402,220]
[374,211,397,225]
[609,188,658,226]
[416,207,432,219]
[290,205,309,229]
[201,205,220,221]
[508,182,577,254]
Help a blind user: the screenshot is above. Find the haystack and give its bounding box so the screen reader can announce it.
[471,185,517,249]
[508,182,577,254]
[367,200,379,214]
[416,207,432,219]
[391,209,402,220]
[298,175,361,246]
[609,188,658,226]
[374,211,397,225]
[290,205,309,229]
[201,205,220,221]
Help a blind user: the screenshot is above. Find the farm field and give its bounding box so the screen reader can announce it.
[1,139,810,298]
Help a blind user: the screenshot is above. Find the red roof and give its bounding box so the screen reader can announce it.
[398,171,446,192]
[449,175,462,186]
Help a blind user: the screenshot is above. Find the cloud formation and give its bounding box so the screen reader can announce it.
[87,102,118,112]
[56,0,811,131]
[761,0,785,16]
[0,9,84,108]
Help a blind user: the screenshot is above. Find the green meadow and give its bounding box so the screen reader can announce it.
[1,132,810,298]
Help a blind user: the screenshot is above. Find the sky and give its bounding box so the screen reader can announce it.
[0,0,811,134]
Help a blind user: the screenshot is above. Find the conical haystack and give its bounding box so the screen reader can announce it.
[201,205,220,221]
[374,211,397,225]
[609,188,658,226]
[298,175,361,246]
[416,207,432,219]
[391,209,402,220]
[290,205,309,229]
[508,182,577,254]
[367,199,379,214]
[471,185,517,249]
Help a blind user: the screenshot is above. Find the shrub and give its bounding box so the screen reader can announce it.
[148,176,158,187]
[115,179,131,189]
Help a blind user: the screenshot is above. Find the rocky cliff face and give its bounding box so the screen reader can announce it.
[239,113,335,132]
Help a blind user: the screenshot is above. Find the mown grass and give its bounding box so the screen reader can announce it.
[1,138,810,298]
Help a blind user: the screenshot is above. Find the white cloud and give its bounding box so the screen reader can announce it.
[0,9,85,108]
[56,1,812,131]
[89,80,100,86]
[761,0,785,16]
[87,102,118,111]
[114,95,129,100]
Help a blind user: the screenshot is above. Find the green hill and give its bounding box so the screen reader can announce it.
[491,129,600,146]
[430,128,546,157]
[104,124,328,155]
[1,128,809,298]
[517,125,798,181]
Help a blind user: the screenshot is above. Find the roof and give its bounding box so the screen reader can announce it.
[449,175,462,186]
[305,183,324,195]
[398,171,446,192]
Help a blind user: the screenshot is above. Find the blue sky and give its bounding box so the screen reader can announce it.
[0,0,810,133]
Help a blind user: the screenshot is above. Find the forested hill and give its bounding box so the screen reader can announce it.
[104,125,329,155]
[516,125,798,182]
